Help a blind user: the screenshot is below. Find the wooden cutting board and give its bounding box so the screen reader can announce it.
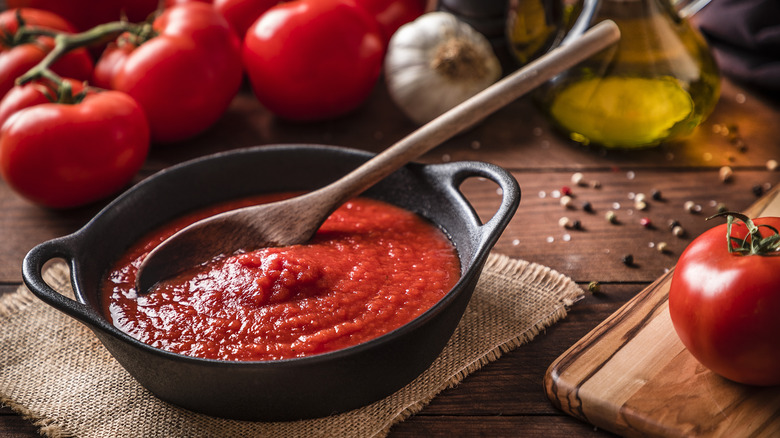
[545,187,780,437]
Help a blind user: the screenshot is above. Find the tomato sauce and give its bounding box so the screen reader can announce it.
[101,195,460,361]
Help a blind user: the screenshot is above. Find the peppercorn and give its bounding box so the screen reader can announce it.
[657,242,668,253]
[719,166,733,182]
[606,210,617,224]
[640,217,652,228]
[651,189,662,201]
[684,201,701,213]
[673,225,685,237]
[622,254,634,266]
[668,219,680,230]
[587,281,601,294]
[753,184,764,197]
[582,201,593,212]
[561,186,572,196]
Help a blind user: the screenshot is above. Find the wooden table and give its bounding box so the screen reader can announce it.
[2,76,778,436]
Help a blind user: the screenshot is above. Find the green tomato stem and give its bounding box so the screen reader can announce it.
[707,211,780,256]
[15,20,146,87]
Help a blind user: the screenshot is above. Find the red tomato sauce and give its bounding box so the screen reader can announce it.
[101,195,460,361]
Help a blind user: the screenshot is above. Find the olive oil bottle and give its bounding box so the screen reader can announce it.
[506,0,566,65]
[533,0,720,149]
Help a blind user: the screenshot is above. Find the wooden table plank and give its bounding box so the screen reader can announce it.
[154,80,780,171]
[3,167,777,282]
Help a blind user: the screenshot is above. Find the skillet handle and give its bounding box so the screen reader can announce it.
[434,161,521,248]
[22,235,100,327]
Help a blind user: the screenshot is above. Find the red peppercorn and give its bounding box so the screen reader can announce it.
[640,217,652,228]
[561,186,572,196]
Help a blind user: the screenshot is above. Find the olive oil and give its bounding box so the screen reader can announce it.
[536,0,720,149]
[549,75,717,148]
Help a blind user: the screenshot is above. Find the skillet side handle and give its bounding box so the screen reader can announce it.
[22,236,99,326]
[438,161,521,249]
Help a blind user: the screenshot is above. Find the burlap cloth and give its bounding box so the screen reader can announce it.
[0,253,583,437]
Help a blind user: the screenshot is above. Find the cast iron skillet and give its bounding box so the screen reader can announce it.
[22,144,520,421]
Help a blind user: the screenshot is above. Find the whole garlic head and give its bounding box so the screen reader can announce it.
[385,12,502,125]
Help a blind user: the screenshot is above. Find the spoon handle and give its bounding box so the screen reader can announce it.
[317,19,621,205]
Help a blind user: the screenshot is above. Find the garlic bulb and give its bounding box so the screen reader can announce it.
[384,12,502,125]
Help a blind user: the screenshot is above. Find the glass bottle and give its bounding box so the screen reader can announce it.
[505,0,567,65]
[527,0,721,149]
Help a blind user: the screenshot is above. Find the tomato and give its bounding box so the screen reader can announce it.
[0,79,149,208]
[7,0,159,32]
[668,214,780,386]
[93,3,243,143]
[166,0,212,6]
[353,0,425,44]
[242,0,384,121]
[214,0,280,39]
[0,8,94,99]
[0,79,53,127]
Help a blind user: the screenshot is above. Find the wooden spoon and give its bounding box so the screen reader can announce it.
[135,20,620,294]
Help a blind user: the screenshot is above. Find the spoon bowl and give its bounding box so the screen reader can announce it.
[136,20,621,293]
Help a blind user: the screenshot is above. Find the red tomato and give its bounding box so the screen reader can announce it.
[669,215,780,386]
[0,79,150,208]
[93,3,243,143]
[0,79,53,127]
[354,0,425,43]
[242,0,384,121]
[166,0,212,6]
[0,8,94,99]
[7,0,159,32]
[214,0,280,39]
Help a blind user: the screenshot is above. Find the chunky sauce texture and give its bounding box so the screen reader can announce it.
[102,195,460,361]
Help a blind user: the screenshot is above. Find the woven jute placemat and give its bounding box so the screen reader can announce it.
[0,253,583,437]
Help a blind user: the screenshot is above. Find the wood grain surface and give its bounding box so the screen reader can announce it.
[2,70,779,436]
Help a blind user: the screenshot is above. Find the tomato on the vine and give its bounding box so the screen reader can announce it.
[0,79,149,208]
[669,213,780,386]
[0,8,93,99]
[242,0,384,121]
[93,3,243,143]
[0,78,52,126]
